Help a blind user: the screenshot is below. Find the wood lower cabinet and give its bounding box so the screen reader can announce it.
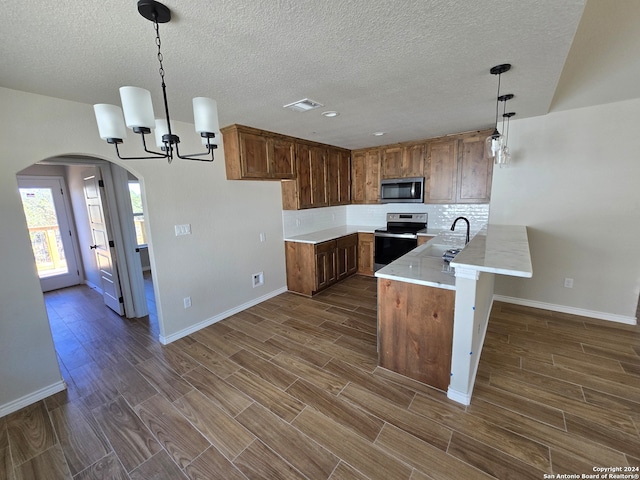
[357,232,374,276]
[286,234,358,296]
[222,124,295,180]
[378,278,455,391]
[336,234,358,280]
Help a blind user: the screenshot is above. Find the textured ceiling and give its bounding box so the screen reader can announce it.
[2,0,628,150]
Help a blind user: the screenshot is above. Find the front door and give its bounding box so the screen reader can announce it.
[18,176,81,292]
[83,171,124,315]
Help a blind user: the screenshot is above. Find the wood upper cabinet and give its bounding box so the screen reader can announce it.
[424,131,492,204]
[381,144,425,179]
[425,139,458,203]
[357,232,374,276]
[351,149,380,204]
[457,133,493,203]
[221,124,295,180]
[282,143,328,210]
[327,148,351,206]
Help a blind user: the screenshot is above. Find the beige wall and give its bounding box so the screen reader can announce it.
[0,87,287,411]
[490,98,640,321]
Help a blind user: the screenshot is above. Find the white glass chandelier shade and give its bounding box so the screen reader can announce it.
[193,97,219,134]
[120,86,156,130]
[154,118,170,148]
[94,104,128,141]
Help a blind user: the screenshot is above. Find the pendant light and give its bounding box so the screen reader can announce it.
[495,94,514,166]
[93,1,219,163]
[485,64,511,161]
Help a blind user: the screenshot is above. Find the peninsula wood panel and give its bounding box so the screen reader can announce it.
[377,278,455,390]
[285,241,316,296]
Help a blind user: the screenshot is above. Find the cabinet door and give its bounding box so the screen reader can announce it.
[315,241,336,291]
[310,146,328,208]
[457,135,493,203]
[357,232,374,276]
[271,137,296,179]
[381,147,403,179]
[364,149,381,203]
[327,148,350,206]
[351,151,366,204]
[425,139,457,204]
[403,143,425,178]
[296,143,314,209]
[239,131,270,178]
[336,234,358,280]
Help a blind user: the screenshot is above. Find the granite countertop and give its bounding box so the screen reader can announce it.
[450,224,532,277]
[284,225,379,244]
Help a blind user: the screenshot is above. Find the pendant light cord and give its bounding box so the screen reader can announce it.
[494,73,502,131]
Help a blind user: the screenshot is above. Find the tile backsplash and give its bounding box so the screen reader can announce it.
[282,204,489,238]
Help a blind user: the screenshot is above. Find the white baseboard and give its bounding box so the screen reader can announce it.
[0,380,66,417]
[159,287,289,345]
[84,280,103,295]
[494,295,637,325]
[447,387,471,405]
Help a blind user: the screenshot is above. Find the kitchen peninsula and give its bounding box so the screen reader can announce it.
[376,224,532,405]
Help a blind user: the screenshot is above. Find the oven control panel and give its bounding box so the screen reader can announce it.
[386,213,427,223]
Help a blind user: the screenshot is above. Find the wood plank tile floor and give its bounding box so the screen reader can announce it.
[1,275,639,479]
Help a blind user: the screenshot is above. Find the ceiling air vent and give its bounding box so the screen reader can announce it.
[283,98,323,112]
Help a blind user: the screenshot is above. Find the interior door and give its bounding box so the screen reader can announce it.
[83,171,124,315]
[17,176,81,292]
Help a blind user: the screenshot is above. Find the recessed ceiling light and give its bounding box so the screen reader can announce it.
[372,131,385,136]
[283,98,323,112]
[322,111,339,118]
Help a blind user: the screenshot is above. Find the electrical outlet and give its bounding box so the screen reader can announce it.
[183,296,192,308]
[259,232,266,243]
[295,218,301,227]
[564,278,574,288]
[252,272,264,288]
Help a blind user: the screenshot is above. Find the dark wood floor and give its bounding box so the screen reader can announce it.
[1,275,639,479]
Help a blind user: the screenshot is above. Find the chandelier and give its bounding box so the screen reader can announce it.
[93,1,219,163]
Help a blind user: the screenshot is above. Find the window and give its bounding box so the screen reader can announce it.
[128,181,147,246]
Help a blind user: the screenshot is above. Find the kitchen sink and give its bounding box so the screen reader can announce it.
[420,244,453,258]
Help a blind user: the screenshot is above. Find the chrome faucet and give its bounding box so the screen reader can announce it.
[450,217,470,245]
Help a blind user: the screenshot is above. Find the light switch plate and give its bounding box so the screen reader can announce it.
[175,224,191,236]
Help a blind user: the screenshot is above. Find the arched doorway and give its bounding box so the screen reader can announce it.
[16,155,157,324]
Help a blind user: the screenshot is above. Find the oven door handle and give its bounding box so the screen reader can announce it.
[374,232,418,240]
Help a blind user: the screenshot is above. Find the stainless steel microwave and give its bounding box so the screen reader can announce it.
[380,177,424,203]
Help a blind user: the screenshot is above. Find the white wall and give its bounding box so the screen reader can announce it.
[490,98,640,321]
[0,86,287,412]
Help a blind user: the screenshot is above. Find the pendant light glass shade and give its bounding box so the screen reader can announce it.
[193,97,219,134]
[154,118,169,148]
[485,132,504,160]
[94,104,128,141]
[119,86,156,130]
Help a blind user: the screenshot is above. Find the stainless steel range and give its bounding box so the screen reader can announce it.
[374,212,427,271]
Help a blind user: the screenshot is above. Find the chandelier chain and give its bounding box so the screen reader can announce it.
[154,19,165,84]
